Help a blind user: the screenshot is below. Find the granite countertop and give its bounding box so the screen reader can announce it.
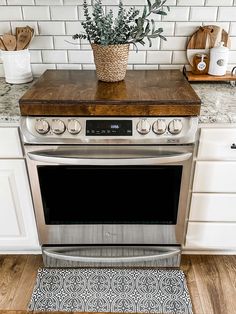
[0,77,236,124]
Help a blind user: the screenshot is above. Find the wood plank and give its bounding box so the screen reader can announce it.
[0,255,27,309]
[19,70,201,117]
[211,255,236,314]
[0,255,236,313]
[185,71,236,82]
[180,255,203,314]
[191,255,235,314]
[9,256,43,310]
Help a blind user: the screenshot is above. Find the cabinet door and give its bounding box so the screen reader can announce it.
[0,127,23,158]
[0,160,39,250]
[190,193,236,221]
[198,128,236,160]
[185,222,236,249]
[193,161,236,192]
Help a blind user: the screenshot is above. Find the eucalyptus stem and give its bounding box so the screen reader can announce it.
[73,0,169,48]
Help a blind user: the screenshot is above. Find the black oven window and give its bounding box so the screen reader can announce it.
[38,165,182,225]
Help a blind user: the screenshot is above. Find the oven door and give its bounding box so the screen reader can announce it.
[25,144,193,249]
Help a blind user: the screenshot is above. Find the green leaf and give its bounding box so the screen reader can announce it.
[147,0,151,11]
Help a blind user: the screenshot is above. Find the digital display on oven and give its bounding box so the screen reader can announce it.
[86,120,132,136]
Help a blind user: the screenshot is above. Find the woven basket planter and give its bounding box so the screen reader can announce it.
[91,43,130,82]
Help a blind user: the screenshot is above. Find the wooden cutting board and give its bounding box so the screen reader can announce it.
[187,25,231,66]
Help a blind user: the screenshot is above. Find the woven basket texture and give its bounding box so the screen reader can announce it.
[92,43,129,82]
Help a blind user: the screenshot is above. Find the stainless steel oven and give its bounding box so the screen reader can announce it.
[21,116,198,267]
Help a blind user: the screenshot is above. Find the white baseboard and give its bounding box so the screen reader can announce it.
[0,250,42,254]
[183,249,236,255]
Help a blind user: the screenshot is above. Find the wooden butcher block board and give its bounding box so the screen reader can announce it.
[19,70,201,117]
[187,25,231,67]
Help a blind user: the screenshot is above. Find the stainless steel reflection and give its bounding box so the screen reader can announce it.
[25,144,193,247]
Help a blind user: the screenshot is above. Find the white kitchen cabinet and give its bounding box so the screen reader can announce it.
[0,127,39,251]
[186,222,236,249]
[185,126,236,251]
[193,161,236,193]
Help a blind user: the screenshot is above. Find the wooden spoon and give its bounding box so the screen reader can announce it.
[16,30,31,50]
[0,37,6,50]
[2,34,16,51]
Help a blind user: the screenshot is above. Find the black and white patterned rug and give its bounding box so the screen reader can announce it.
[28,268,193,314]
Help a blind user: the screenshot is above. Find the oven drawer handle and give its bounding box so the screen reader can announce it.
[43,246,181,263]
[27,151,192,165]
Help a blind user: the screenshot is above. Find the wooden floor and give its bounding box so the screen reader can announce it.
[0,255,235,314]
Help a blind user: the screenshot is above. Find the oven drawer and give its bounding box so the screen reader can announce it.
[193,161,236,192]
[42,245,181,268]
[198,128,236,160]
[190,193,236,222]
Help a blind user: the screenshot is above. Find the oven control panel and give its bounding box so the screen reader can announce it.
[21,116,198,145]
[86,120,132,136]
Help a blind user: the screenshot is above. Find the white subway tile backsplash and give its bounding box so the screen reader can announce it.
[161,36,187,50]
[156,22,175,36]
[0,22,10,35]
[172,51,188,64]
[128,51,146,64]
[175,22,200,36]
[159,64,183,69]
[133,65,159,70]
[50,6,78,20]
[162,7,189,21]
[0,1,236,74]
[29,50,42,63]
[0,6,22,20]
[65,22,83,35]
[82,64,96,70]
[56,63,82,69]
[30,36,54,49]
[218,7,236,21]
[229,37,236,49]
[35,0,63,4]
[230,23,236,35]
[8,0,34,4]
[31,64,56,76]
[42,50,68,63]
[64,0,90,4]
[11,21,38,35]
[22,6,50,20]
[206,0,233,6]
[38,22,65,35]
[177,0,204,5]
[190,7,218,21]
[147,51,172,64]
[68,50,93,63]
[229,51,236,63]
[54,36,80,49]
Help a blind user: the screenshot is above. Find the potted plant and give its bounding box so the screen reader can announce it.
[73,0,169,82]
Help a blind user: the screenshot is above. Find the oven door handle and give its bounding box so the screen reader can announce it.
[43,246,181,263]
[27,151,192,165]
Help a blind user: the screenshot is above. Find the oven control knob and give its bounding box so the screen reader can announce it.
[51,119,66,135]
[153,119,166,135]
[67,119,81,134]
[137,119,151,134]
[168,119,183,135]
[35,119,50,134]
